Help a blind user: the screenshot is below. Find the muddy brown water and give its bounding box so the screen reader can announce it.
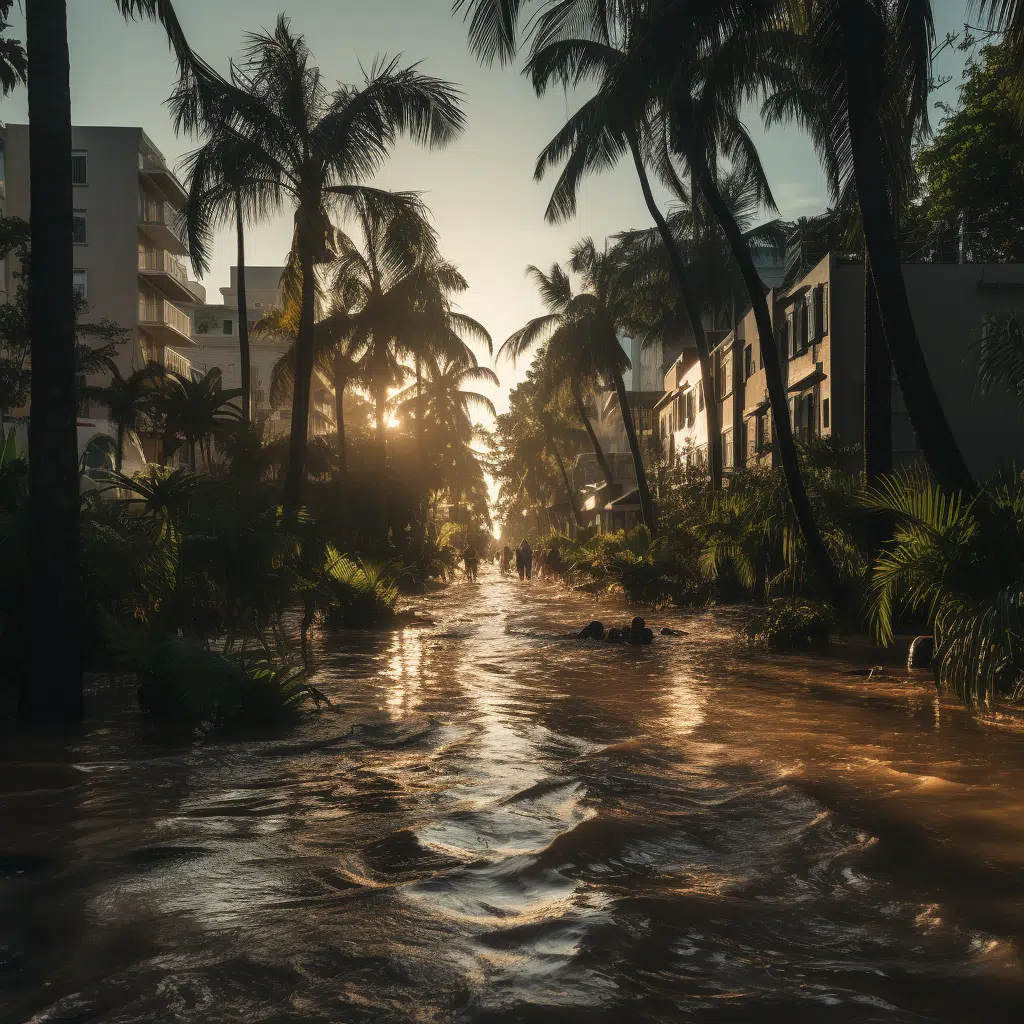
[3,566,1024,1022]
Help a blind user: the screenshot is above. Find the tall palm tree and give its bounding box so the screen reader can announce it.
[317,193,488,515]
[766,0,976,497]
[174,16,464,512]
[84,362,163,472]
[20,0,211,722]
[524,14,727,491]
[503,262,616,489]
[155,367,242,472]
[500,241,657,532]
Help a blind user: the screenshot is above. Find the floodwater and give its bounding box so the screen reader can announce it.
[3,567,1024,1023]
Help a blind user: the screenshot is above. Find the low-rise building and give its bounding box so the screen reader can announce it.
[658,254,1024,480]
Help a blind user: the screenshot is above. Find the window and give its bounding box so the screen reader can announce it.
[697,381,705,412]
[73,269,87,300]
[821,283,829,336]
[793,392,816,441]
[822,397,830,430]
[716,349,733,399]
[223,319,233,335]
[786,311,795,358]
[744,344,755,380]
[72,210,87,245]
[722,429,734,470]
[71,151,87,185]
[747,419,758,460]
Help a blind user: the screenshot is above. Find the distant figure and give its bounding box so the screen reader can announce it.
[462,543,479,581]
[577,620,604,640]
[546,546,565,582]
[500,544,513,575]
[515,539,533,581]
[535,547,548,581]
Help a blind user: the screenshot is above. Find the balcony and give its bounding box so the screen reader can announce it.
[137,249,197,304]
[138,296,192,347]
[163,346,193,380]
[138,195,187,255]
[138,153,188,205]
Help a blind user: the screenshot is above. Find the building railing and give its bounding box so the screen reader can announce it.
[138,297,191,339]
[138,248,187,285]
[163,346,193,379]
[138,195,183,242]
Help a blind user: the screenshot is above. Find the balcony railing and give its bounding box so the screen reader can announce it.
[138,196,183,242]
[138,248,188,285]
[163,346,193,379]
[138,297,191,339]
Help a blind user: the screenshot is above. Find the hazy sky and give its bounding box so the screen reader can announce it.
[0,0,972,414]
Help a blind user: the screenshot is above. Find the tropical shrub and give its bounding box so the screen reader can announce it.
[747,598,836,650]
[864,470,1024,702]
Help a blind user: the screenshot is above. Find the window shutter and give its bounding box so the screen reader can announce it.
[821,283,829,335]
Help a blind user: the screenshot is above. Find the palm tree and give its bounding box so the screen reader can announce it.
[19,0,211,722]
[0,1,26,96]
[156,367,242,472]
[84,362,163,472]
[317,193,488,515]
[524,13,727,491]
[503,262,616,489]
[174,16,464,512]
[501,241,657,532]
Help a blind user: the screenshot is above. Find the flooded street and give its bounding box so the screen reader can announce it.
[3,566,1024,1022]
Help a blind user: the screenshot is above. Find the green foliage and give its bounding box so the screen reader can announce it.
[863,470,1024,703]
[747,598,835,650]
[916,45,1024,262]
[977,312,1024,418]
[109,622,322,730]
[306,546,399,628]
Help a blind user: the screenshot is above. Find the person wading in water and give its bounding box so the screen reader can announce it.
[499,544,513,575]
[515,539,533,581]
[462,543,479,582]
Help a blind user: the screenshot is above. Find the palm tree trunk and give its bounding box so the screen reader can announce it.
[630,138,723,491]
[611,370,656,534]
[543,422,583,529]
[332,353,347,476]
[20,0,83,723]
[837,0,975,497]
[863,254,891,482]
[115,423,125,474]
[189,440,196,472]
[235,192,251,423]
[570,376,615,488]
[691,149,842,601]
[282,228,316,511]
[375,382,388,526]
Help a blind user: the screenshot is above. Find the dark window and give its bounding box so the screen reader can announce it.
[71,151,87,185]
[73,269,87,300]
[223,319,233,335]
[697,381,705,412]
[72,210,87,244]
[822,397,830,429]
[786,312,795,358]
[744,345,755,379]
[821,283,829,335]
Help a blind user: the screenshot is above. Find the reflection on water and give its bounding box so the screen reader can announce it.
[3,566,1024,1021]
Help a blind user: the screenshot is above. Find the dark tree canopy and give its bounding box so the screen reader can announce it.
[916,45,1024,262]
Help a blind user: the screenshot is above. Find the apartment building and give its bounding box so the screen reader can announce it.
[658,254,1024,480]
[1,125,204,387]
[189,265,335,439]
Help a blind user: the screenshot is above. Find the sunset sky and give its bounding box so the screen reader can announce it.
[0,0,971,414]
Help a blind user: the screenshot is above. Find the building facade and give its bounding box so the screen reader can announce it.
[189,265,335,439]
[1,124,205,386]
[658,254,1024,481]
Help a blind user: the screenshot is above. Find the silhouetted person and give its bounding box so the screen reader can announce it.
[546,546,564,581]
[515,539,533,581]
[500,544,513,575]
[578,620,604,640]
[535,547,548,580]
[628,616,654,645]
[463,544,479,581]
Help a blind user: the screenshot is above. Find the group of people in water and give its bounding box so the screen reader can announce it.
[458,538,569,583]
[496,539,565,582]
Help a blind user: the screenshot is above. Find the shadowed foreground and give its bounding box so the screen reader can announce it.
[3,566,1024,1021]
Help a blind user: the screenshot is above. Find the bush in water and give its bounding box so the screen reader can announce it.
[747,599,836,650]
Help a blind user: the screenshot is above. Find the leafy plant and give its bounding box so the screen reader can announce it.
[747,598,835,650]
